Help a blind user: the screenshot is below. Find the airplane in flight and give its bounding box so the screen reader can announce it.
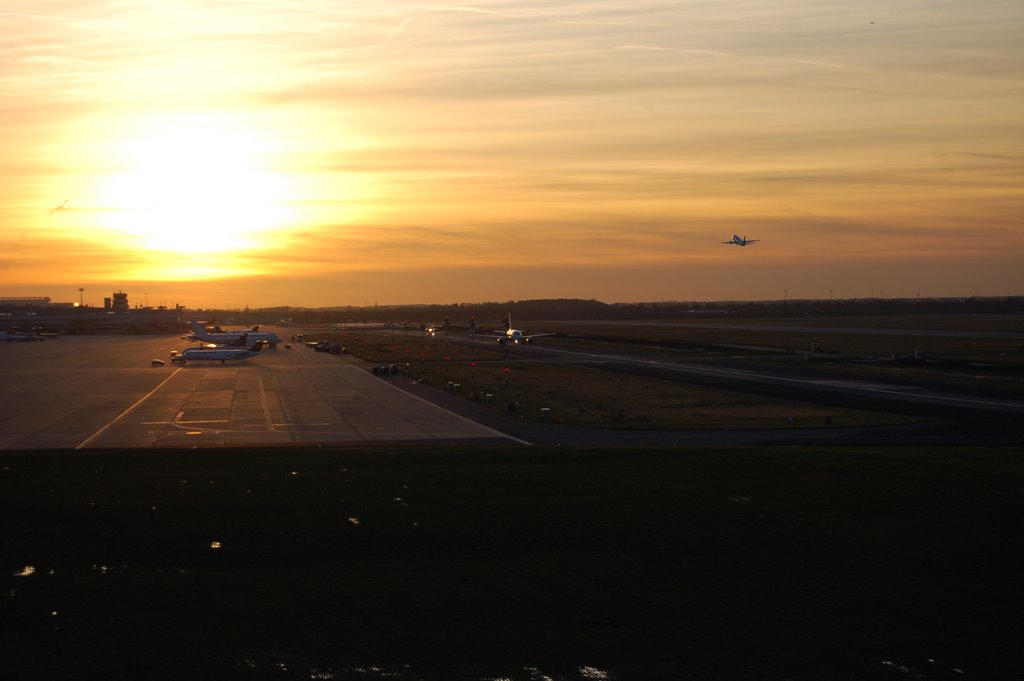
[489,314,555,345]
[188,321,283,348]
[171,338,268,364]
[722,234,760,246]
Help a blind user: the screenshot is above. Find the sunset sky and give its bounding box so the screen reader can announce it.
[2,1,1022,309]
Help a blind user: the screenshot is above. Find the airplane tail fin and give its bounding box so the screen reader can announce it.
[190,320,209,340]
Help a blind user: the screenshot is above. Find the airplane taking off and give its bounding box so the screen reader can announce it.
[722,234,760,246]
[189,321,283,348]
[171,338,267,364]
[489,314,555,345]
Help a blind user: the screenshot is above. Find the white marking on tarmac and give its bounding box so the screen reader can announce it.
[75,368,184,449]
[372,373,533,446]
[293,348,317,363]
[258,377,275,432]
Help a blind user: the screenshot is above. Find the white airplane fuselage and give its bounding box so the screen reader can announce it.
[189,321,282,347]
[499,328,530,345]
[495,314,553,345]
[1,331,44,342]
[172,341,265,364]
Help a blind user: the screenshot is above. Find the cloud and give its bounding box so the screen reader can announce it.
[1,0,1022,306]
[0,12,92,24]
[616,45,735,58]
[17,55,95,66]
[388,16,415,40]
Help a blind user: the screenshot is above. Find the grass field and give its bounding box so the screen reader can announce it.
[302,329,915,430]
[4,444,1023,680]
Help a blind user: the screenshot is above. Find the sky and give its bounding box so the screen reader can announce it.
[1,0,1022,309]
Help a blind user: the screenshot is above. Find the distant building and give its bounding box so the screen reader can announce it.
[0,291,183,334]
[0,297,51,307]
[112,291,129,314]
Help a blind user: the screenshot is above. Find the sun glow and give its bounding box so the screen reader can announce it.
[96,116,293,256]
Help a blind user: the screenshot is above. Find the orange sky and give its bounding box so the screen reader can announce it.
[2,1,1022,308]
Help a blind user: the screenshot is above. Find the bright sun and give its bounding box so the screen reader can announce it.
[97,116,292,255]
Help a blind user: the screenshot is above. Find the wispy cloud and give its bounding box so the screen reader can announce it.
[0,11,93,24]
[616,45,735,58]
[17,55,96,66]
[1,0,1022,304]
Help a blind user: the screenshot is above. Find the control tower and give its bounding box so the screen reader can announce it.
[112,291,129,314]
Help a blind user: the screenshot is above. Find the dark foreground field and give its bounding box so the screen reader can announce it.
[3,445,1023,680]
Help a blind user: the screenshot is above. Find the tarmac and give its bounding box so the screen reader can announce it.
[0,332,523,450]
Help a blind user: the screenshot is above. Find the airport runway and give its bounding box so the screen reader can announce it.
[526,344,1024,421]
[4,327,1021,451]
[0,333,524,450]
[395,327,1019,444]
[551,319,1024,340]
[397,323,1023,420]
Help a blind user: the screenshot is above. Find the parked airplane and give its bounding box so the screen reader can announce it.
[1,329,45,342]
[722,234,760,246]
[490,314,554,345]
[188,321,283,348]
[171,338,268,364]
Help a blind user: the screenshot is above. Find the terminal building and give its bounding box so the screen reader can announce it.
[0,297,53,307]
[0,291,184,334]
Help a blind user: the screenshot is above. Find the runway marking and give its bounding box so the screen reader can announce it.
[371,373,533,446]
[293,349,318,364]
[258,377,275,432]
[75,368,184,450]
